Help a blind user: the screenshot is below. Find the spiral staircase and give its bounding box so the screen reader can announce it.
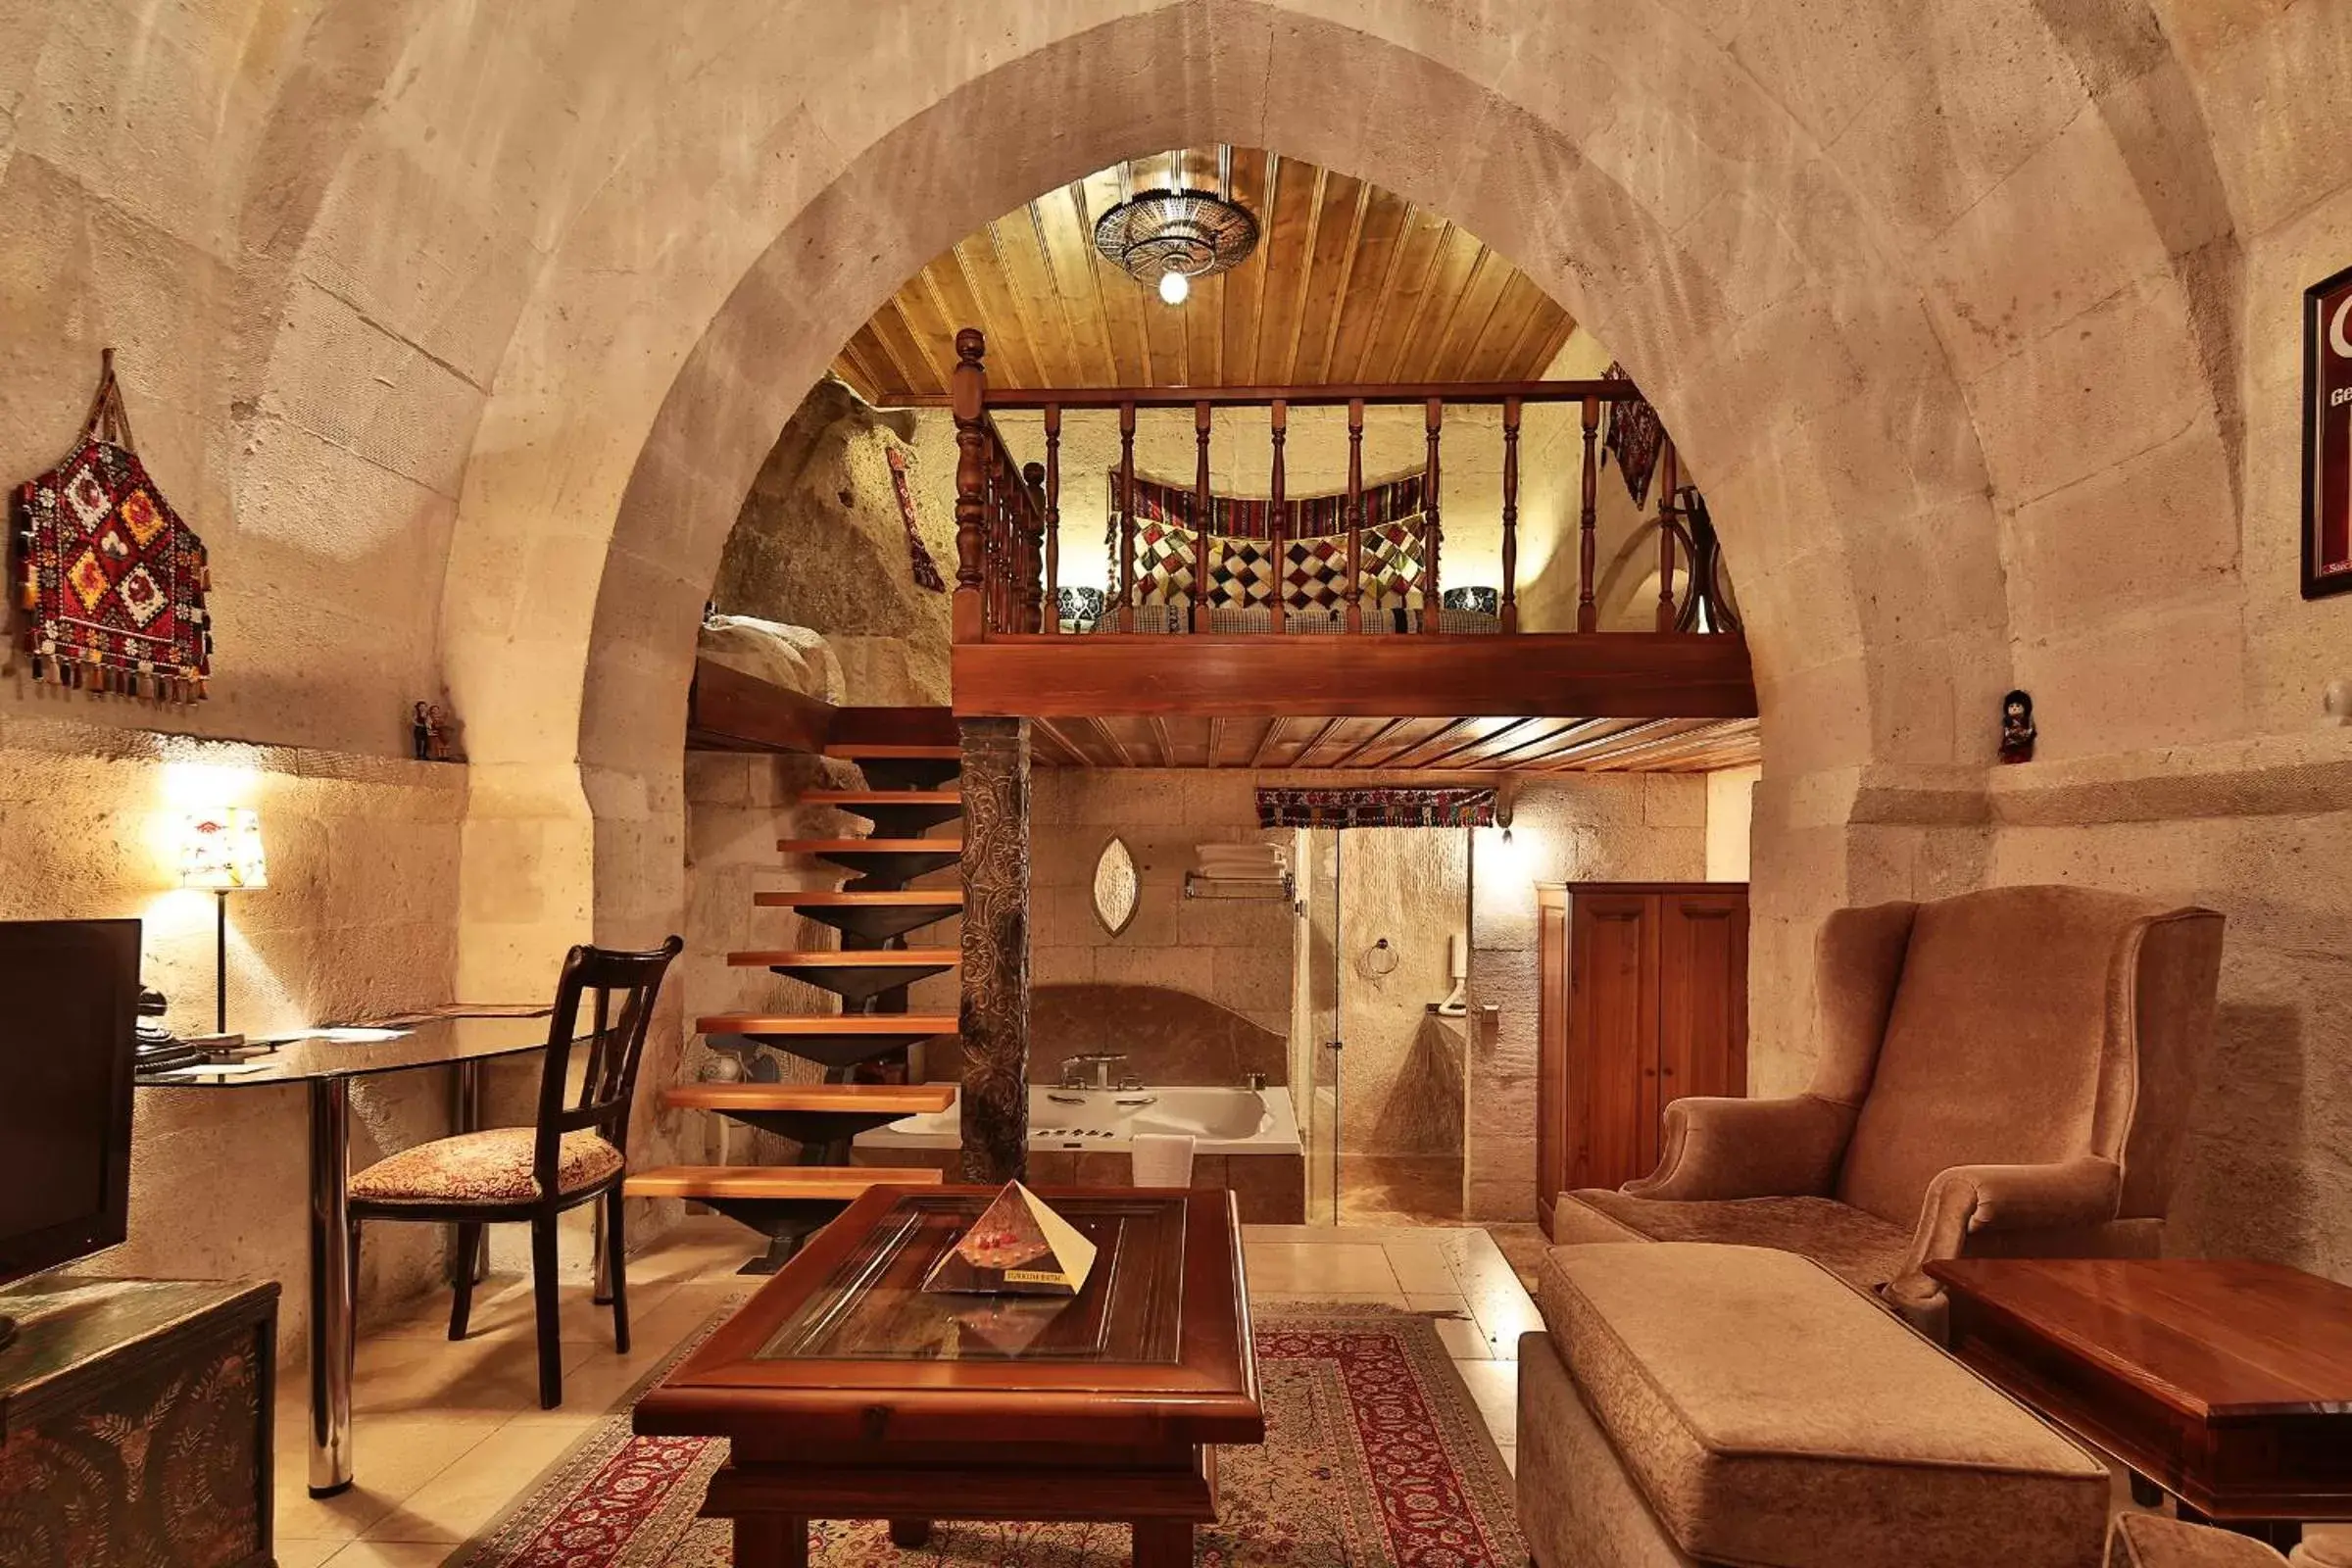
[625,740,964,1271]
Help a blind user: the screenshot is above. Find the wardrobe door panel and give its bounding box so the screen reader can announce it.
[1537,890,1569,1236]
[1658,892,1749,1124]
[1568,892,1658,1193]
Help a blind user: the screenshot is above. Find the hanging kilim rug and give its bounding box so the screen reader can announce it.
[449,1306,1523,1568]
[886,447,948,593]
[1601,361,1664,510]
[1256,786,1496,830]
[13,355,212,700]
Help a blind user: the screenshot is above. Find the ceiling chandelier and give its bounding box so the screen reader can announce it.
[1093,148,1260,306]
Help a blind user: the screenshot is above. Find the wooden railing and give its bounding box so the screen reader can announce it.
[948,326,1730,643]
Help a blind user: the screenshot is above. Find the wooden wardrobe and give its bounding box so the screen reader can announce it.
[1537,882,1749,1236]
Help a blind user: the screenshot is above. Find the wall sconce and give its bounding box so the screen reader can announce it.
[1494,793,1515,845]
[179,808,267,1036]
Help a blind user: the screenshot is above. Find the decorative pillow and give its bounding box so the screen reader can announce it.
[1132,519,1198,605]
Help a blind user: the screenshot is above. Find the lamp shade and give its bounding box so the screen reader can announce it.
[180,808,268,891]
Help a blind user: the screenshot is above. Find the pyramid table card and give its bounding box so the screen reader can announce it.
[921,1182,1098,1298]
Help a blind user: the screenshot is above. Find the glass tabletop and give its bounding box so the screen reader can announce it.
[758,1191,1188,1364]
[132,1011,558,1087]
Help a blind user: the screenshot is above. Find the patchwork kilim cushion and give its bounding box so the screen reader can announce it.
[13,362,212,700]
[1139,522,1428,612]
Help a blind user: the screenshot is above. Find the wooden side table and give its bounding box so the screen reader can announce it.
[1929,1257,2352,1547]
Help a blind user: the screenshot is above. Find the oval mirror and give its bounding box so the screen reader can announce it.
[1092,835,1140,937]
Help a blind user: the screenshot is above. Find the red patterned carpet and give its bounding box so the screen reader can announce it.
[452,1307,1522,1568]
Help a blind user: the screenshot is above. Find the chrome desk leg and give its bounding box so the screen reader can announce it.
[448,1059,488,1286]
[308,1075,355,1496]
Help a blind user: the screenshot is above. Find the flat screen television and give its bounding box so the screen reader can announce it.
[0,918,139,1348]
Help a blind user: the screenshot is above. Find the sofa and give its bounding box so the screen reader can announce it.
[1519,1241,2114,1568]
[1550,885,2224,1329]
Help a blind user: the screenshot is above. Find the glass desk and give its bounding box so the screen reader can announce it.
[137,1011,561,1495]
[635,1186,1260,1568]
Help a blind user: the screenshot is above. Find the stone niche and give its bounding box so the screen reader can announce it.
[710,377,960,705]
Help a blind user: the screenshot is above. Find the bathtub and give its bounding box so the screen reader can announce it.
[855,1084,1302,1157]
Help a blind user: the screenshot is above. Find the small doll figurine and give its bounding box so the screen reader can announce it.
[1998,689,2036,763]
[424,704,459,761]
[412,701,434,761]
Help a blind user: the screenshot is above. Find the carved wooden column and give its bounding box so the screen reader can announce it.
[956,716,1030,1182]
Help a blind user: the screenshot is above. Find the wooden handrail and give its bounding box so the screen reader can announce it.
[947,325,1733,645]
[887,378,1643,411]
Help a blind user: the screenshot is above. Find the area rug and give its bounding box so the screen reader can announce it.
[452,1304,1522,1568]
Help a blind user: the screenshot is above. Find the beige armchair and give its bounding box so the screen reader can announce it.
[1552,885,2224,1328]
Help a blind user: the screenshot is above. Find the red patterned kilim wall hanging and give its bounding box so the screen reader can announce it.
[14,353,213,700]
[885,447,947,593]
[1256,786,1496,830]
[1601,362,1665,509]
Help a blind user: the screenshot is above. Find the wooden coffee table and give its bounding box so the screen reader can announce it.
[636,1185,1263,1567]
[1930,1257,2352,1542]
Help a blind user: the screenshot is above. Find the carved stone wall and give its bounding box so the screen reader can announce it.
[957,717,1031,1182]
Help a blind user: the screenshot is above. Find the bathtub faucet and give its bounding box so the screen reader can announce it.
[1057,1053,1130,1091]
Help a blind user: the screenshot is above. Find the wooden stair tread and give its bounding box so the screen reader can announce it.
[624,1165,944,1200]
[754,890,963,907]
[825,744,959,760]
[727,949,958,967]
[695,1013,958,1035]
[803,789,961,805]
[781,838,963,854]
[662,1083,955,1115]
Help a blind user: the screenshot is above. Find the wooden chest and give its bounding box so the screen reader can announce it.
[0,1277,278,1568]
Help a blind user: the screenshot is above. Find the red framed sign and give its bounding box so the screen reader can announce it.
[2303,264,2352,598]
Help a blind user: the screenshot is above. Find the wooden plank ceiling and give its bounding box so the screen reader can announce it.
[833,147,1577,399]
[1028,716,1760,773]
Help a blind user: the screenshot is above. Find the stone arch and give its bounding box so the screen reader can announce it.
[411,0,2239,1070]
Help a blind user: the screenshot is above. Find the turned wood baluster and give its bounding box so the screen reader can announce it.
[1043,405,1062,633]
[1346,398,1365,633]
[1422,397,1444,633]
[1501,395,1522,634]
[951,329,989,643]
[1655,439,1681,632]
[1192,401,1212,634]
[1269,399,1288,634]
[1577,395,1600,633]
[992,451,1012,634]
[1118,402,1138,633]
[1021,461,1048,632]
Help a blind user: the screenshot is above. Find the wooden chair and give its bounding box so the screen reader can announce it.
[348,937,684,1408]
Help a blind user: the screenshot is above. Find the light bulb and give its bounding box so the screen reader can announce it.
[1158,270,1191,306]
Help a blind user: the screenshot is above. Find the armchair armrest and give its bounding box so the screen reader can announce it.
[1884,1156,2125,1318]
[1622,1094,1857,1201]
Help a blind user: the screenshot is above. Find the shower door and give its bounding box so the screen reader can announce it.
[1300,827,1344,1223]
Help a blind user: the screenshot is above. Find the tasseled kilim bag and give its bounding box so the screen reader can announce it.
[13,352,212,700]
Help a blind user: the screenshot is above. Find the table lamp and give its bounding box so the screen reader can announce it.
[179,808,267,1036]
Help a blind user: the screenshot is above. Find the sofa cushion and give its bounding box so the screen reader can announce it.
[1536,1243,2109,1568]
[2109,1515,2289,1568]
[1556,1189,1913,1294]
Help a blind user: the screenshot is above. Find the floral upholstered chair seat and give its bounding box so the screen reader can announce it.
[349,1127,622,1205]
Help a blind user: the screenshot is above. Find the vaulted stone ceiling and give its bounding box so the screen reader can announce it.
[830,147,1579,398]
